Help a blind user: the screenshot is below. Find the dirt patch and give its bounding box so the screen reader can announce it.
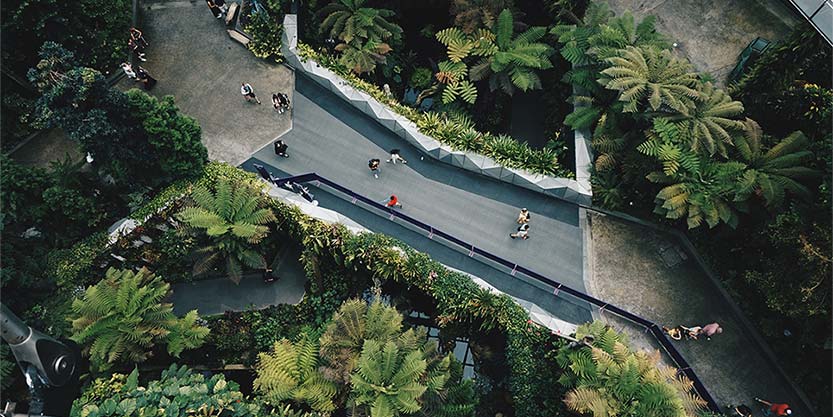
[586,212,807,412]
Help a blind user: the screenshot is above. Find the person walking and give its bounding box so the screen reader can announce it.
[754,398,791,416]
[205,0,223,18]
[516,208,530,224]
[241,82,261,104]
[214,0,228,15]
[368,158,381,178]
[510,223,530,240]
[273,140,289,157]
[136,66,157,90]
[386,148,408,164]
[129,27,149,48]
[272,93,283,114]
[701,322,723,340]
[121,62,137,80]
[129,38,147,62]
[278,92,290,112]
[385,195,403,208]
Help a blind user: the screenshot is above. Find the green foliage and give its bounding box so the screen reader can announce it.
[125,90,208,184]
[351,339,450,417]
[319,299,405,384]
[335,39,392,74]
[732,121,819,208]
[468,9,555,95]
[2,0,130,74]
[449,0,513,34]
[69,268,209,370]
[1,343,15,390]
[247,11,285,62]
[556,322,707,417]
[255,330,338,412]
[600,46,699,115]
[317,0,402,46]
[409,67,433,90]
[46,231,109,289]
[71,364,260,417]
[667,82,745,157]
[441,79,478,104]
[177,178,276,283]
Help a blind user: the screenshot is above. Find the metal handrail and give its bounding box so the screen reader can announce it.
[270,171,721,412]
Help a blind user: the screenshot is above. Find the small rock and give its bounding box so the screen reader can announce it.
[140,235,153,244]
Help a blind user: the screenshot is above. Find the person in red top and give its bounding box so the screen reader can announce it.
[385,195,402,208]
[755,398,792,415]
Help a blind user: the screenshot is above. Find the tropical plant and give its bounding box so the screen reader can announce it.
[468,9,555,95]
[319,299,404,384]
[449,0,513,34]
[71,365,260,417]
[125,90,208,185]
[247,11,285,62]
[69,268,209,369]
[254,330,338,412]
[638,119,746,229]
[600,46,699,115]
[177,178,276,283]
[335,40,392,74]
[733,120,819,208]
[317,0,402,46]
[556,321,707,417]
[667,82,745,156]
[351,338,451,417]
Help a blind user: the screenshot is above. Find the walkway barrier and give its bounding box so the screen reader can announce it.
[266,171,721,413]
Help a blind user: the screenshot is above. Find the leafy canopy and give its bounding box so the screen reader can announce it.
[69,268,209,370]
[177,178,276,283]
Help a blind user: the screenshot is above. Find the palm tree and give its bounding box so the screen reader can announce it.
[319,299,404,384]
[668,82,746,157]
[254,331,338,413]
[733,120,819,208]
[600,46,700,115]
[350,339,451,417]
[70,268,209,370]
[468,9,554,95]
[317,0,402,46]
[335,40,392,74]
[177,178,276,283]
[556,322,707,417]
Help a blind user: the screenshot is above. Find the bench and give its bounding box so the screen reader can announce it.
[224,2,239,25]
[227,29,250,46]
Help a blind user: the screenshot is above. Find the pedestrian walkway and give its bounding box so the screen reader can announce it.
[246,73,584,292]
[170,243,306,316]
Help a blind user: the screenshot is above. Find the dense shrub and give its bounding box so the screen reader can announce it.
[246,11,285,62]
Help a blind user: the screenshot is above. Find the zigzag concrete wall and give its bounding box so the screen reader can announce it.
[281,15,593,205]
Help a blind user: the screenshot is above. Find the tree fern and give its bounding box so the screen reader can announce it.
[600,46,699,115]
[70,268,208,370]
[317,0,402,46]
[732,120,819,208]
[557,321,706,417]
[255,330,338,412]
[177,178,275,283]
[467,9,554,95]
[667,82,746,157]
